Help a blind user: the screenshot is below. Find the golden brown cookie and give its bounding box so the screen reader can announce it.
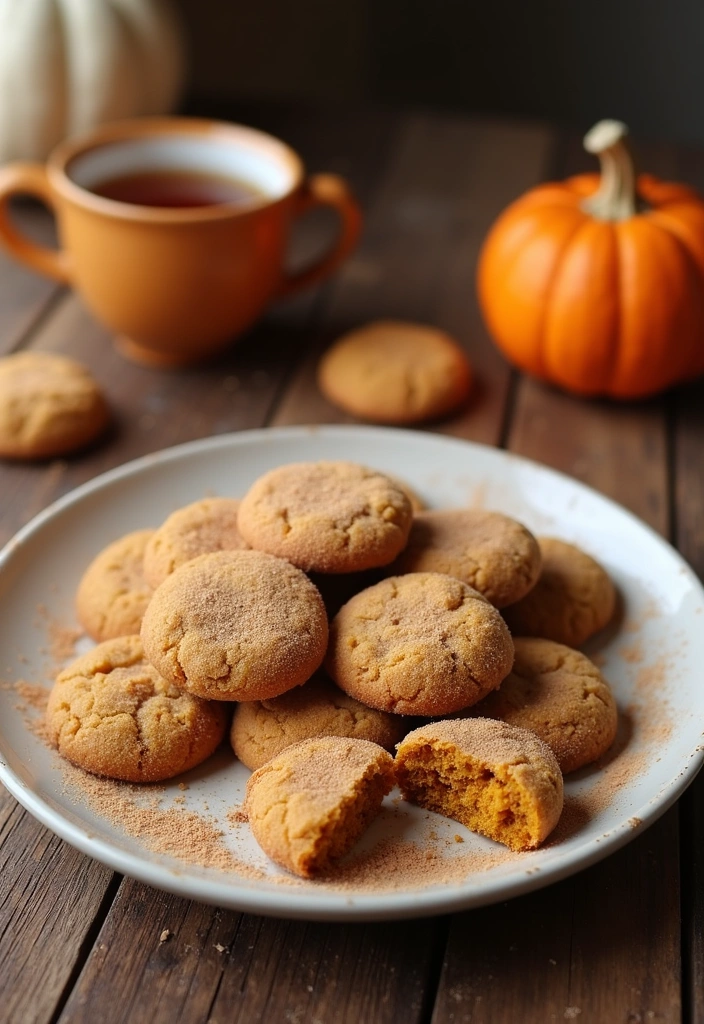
[390,509,541,608]
[231,673,409,771]
[317,320,472,424]
[143,497,248,589]
[463,638,618,773]
[0,351,109,459]
[503,537,616,647]
[237,461,414,573]
[325,573,514,716]
[395,718,563,851]
[140,549,328,701]
[76,529,155,642]
[245,736,395,877]
[46,635,228,782]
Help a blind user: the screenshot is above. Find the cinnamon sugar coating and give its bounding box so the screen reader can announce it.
[395,718,563,851]
[503,537,616,647]
[465,638,618,773]
[76,529,154,642]
[245,736,395,877]
[326,573,514,716]
[237,461,413,574]
[231,673,408,770]
[143,497,248,588]
[140,549,328,701]
[46,635,228,782]
[390,509,541,608]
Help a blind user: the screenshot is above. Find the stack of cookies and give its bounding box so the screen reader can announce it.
[46,460,619,879]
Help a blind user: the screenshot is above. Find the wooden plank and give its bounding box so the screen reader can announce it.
[60,879,443,1024]
[433,135,682,1024]
[0,201,62,355]
[272,114,554,445]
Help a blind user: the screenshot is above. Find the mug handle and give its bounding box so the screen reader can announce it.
[0,163,71,283]
[277,173,362,297]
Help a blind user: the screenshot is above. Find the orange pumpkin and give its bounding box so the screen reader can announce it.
[477,120,704,398]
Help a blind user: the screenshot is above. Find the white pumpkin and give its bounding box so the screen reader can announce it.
[0,0,184,162]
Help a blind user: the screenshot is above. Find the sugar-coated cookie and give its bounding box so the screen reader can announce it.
[464,638,618,773]
[76,529,154,642]
[46,635,228,782]
[0,351,109,459]
[326,573,514,716]
[143,497,248,588]
[140,549,328,701]
[395,718,563,851]
[317,320,472,424]
[245,736,395,877]
[390,509,541,608]
[503,537,616,647]
[237,461,413,573]
[231,673,408,771]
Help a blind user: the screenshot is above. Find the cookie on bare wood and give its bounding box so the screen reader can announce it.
[325,573,514,716]
[76,529,154,642]
[317,320,472,424]
[245,736,395,877]
[503,538,616,647]
[395,718,563,851]
[0,351,109,459]
[390,509,541,608]
[463,638,618,773]
[237,461,413,573]
[46,635,228,782]
[231,673,408,770]
[143,497,248,588]
[140,550,328,701]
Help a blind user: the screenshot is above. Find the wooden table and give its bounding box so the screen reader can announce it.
[1,103,703,1024]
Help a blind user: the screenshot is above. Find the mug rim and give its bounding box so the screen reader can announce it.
[47,116,306,222]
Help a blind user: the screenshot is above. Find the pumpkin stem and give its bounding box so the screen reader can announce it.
[581,120,637,221]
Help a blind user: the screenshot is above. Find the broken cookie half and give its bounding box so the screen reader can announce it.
[395,718,563,851]
[244,735,395,878]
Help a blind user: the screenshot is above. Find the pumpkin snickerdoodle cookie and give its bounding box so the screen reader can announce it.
[245,735,396,878]
[390,509,541,608]
[463,638,618,773]
[0,351,109,459]
[237,461,413,574]
[76,529,154,642]
[143,497,248,588]
[503,537,616,647]
[325,573,514,716]
[395,718,563,851]
[317,320,472,424]
[46,635,228,783]
[140,549,328,701]
[231,673,408,771]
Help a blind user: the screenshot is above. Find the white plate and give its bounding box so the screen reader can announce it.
[1,426,703,921]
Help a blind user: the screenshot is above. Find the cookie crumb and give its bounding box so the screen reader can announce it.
[454,834,464,843]
[159,929,171,943]
[214,943,227,953]
[564,1009,581,1019]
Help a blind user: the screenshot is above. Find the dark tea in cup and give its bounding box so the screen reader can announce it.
[91,169,265,208]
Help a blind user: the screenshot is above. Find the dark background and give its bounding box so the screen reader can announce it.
[175,0,704,145]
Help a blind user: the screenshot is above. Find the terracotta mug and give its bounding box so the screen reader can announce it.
[0,117,362,366]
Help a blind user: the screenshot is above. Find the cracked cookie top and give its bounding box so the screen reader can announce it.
[230,672,409,771]
[236,461,413,574]
[143,497,248,589]
[140,549,328,701]
[76,529,155,643]
[46,635,228,782]
[460,637,618,773]
[325,572,514,716]
[502,537,616,647]
[389,509,541,608]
